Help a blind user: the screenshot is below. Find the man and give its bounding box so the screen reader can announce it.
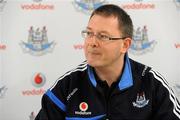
[35,4,180,120]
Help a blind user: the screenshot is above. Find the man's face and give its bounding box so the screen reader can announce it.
[83,14,130,68]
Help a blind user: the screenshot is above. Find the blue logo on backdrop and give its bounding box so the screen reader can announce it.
[134,0,143,1]
[0,85,7,98]
[129,26,156,55]
[174,0,180,8]
[73,0,107,14]
[0,0,6,12]
[33,0,42,2]
[174,84,180,97]
[29,111,36,120]
[20,26,56,56]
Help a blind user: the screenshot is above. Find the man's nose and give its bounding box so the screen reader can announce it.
[88,35,100,47]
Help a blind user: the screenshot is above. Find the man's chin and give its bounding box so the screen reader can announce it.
[87,60,101,67]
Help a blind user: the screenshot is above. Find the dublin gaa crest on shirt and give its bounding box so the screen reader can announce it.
[133,92,149,108]
[20,26,55,56]
[129,26,156,55]
[73,0,107,14]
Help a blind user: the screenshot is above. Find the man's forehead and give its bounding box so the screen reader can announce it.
[87,15,121,34]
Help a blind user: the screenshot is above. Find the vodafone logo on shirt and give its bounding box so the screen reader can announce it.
[79,102,88,112]
[75,102,91,115]
[22,72,46,96]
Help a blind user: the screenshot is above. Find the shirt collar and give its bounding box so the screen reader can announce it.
[87,54,133,91]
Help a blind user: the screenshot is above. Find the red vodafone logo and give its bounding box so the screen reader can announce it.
[79,102,88,112]
[0,44,6,50]
[75,102,91,115]
[31,73,46,87]
[35,73,43,84]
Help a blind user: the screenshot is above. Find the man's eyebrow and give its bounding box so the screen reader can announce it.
[86,27,110,34]
[86,27,92,30]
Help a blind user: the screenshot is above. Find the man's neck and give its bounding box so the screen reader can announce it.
[94,58,125,87]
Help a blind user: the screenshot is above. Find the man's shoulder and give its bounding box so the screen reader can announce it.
[59,61,87,81]
[129,58,151,76]
[129,58,162,85]
[49,61,88,93]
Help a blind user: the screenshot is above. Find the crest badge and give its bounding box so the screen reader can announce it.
[73,0,107,14]
[0,0,6,12]
[129,25,156,55]
[134,0,143,1]
[0,85,8,98]
[133,92,149,108]
[173,84,180,100]
[33,0,42,2]
[29,111,36,120]
[174,0,180,8]
[20,26,56,56]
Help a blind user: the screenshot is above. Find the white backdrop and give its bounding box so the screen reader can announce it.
[0,0,180,120]
[0,14,2,120]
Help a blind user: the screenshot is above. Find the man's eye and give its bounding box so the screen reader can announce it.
[99,34,109,39]
[87,31,93,36]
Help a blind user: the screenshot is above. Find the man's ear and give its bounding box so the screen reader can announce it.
[121,38,132,53]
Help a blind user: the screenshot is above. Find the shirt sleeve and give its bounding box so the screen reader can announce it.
[150,69,180,120]
[35,76,68,120]
[35,91,66,120]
